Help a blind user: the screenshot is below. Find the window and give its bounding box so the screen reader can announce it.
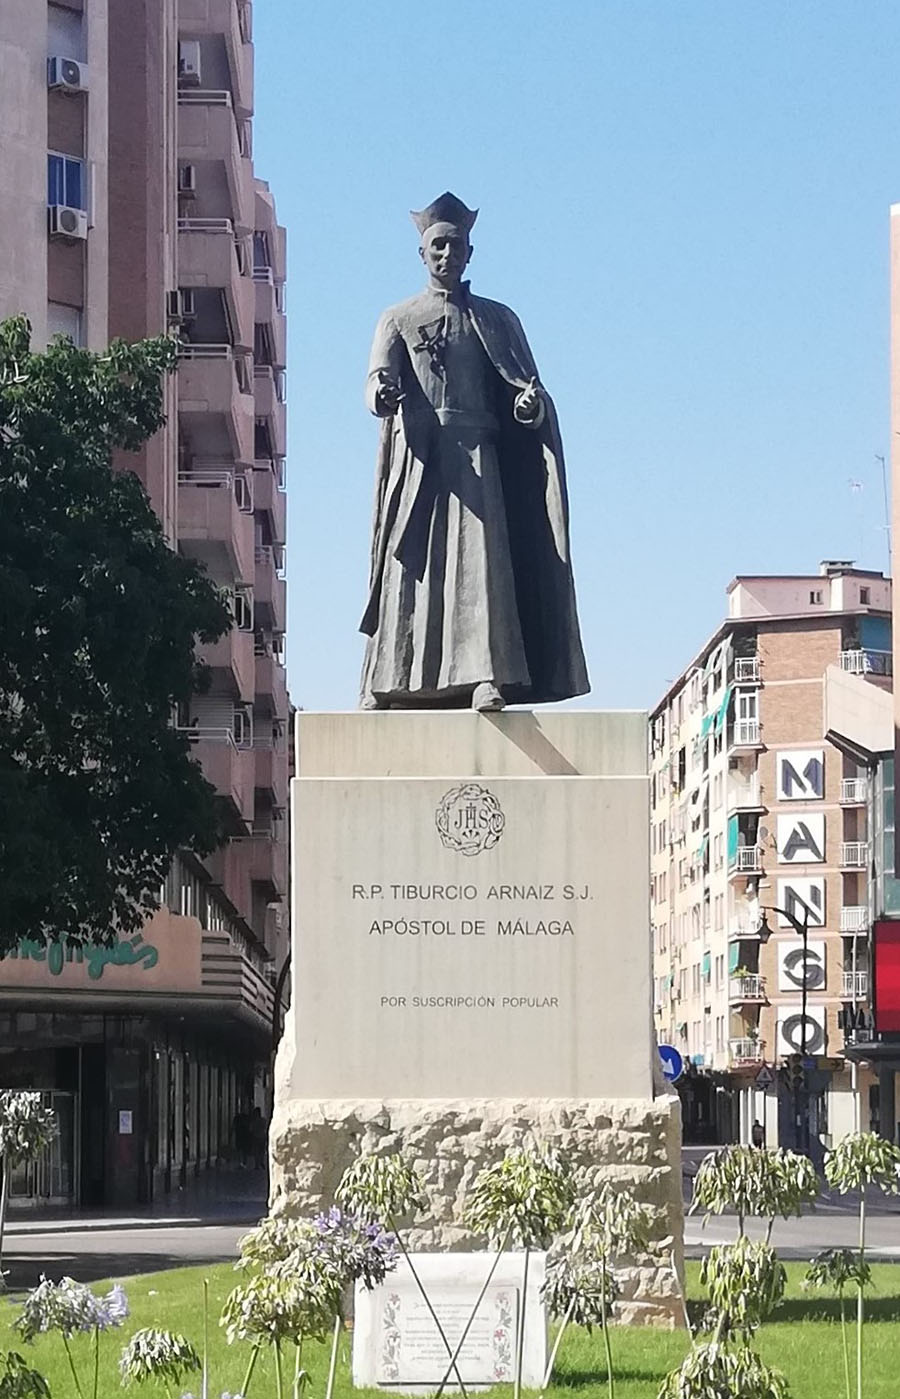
[860,587,871,605]
[810,589,823,605]
[713,834,724,870]
[48,3,85,61]
[46,301,82,345]
[48,153,85,210]
[692,964,701,996]
[715,954,724,987]
[253,231,271,271]
[716,1015,725,1050]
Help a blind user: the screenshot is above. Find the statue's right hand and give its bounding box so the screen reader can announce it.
[375,376,404,415]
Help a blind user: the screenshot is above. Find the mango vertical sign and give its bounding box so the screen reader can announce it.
[874,920,900,1032]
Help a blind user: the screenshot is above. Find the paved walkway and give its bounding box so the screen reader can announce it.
[6,1168,267,1234]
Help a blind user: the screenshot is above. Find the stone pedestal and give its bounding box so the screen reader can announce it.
[271,710,683,1327]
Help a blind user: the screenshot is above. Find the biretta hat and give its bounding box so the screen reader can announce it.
[411,192,478,238]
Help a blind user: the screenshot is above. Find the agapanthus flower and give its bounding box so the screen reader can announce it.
[16,1277,129,1342]
[311,1206,398,1290]
[119,1329,201,1387]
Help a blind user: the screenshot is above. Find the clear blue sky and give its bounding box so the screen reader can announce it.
[252,1,899,712]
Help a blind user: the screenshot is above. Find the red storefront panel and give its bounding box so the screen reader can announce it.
[874,920,900,1032]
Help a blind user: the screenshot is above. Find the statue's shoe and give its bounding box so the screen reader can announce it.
[360,693,387,710]
[472,682,505,712]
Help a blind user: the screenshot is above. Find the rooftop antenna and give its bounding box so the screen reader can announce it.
[876,454,891,574]
[848,479,864,565]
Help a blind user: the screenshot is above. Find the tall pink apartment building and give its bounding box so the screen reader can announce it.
[0,0,288,1207]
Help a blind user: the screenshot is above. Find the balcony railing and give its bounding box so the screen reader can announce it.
[840,649,893,677]
[840,778,867,805]
[177,89,232,107]
[177,466,253,512]
[729,1038,764,1064]
[731,719,761,747]
[840,905,869,933]
[734,656,760,683]
[840,842,868,869]
[730,914,763,939]
[728,778,761,811]
[729,973,766,1003]
[255,543,286,578]
[731,846,762,874]
[841,970,869,999]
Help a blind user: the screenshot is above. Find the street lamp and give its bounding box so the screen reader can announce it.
[758,902,811,1154]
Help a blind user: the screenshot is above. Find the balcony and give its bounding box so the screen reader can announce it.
[252,461,286,542]
[198,624,254,704]
[840,778,867,805]
[177,347,255,463]
[729,974,766,1003]
[730,719,762,749]
[177,467,255,582]
[178,218,253,351]
[729,913,762,940]
[734,656,760,684]
[178,90,253,230]
[840,649,892,678]
[189,731,254,831]
[246,829,288,901]
[840,842,868,870]
[178,0,254,117]
[254,741,288,807]
[729,846,762,876]
[727,776,762,812]
[253,269,287,367]
[840,905,869,933]
[254,544,287,630]
[841,970,869,999]
[255,645,288,718]
[729,1038,764,1066]
[253,364,286,456]
[254,186,286,282]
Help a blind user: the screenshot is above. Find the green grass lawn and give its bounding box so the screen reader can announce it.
[0,1260,897,1398]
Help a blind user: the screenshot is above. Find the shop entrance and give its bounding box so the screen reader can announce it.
[8,1091,78,1208]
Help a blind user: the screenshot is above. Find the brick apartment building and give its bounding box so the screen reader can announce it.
[0,0,288,1206]
[650,562,891,1154]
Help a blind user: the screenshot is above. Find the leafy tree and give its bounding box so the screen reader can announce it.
[690,1145,819,1240]
[824,1132,900,1399]
[0,316,231,951]
[0,1094,57,1288]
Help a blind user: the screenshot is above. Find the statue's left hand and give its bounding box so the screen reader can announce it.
[513,378,544,424]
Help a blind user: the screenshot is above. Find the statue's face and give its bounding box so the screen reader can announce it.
[420,222,471,287]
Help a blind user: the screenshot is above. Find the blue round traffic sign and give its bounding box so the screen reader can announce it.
[658,1044,684,1083]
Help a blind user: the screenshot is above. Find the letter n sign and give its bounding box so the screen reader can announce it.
[776,877,825,928]
[777,749,824,801]
[776,812,825,863]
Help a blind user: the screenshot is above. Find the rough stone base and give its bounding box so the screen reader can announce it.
[270,1095,684,1328]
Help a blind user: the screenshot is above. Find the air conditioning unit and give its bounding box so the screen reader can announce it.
[178,163,197,197]
[166,289,196,322]
[48,56,87,91]
[178,40,201,86]
[48,205,88,241]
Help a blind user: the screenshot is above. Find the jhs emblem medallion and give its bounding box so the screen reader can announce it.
[435,783,505,857]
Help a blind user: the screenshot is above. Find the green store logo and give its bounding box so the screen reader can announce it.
[3,934,159,981]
